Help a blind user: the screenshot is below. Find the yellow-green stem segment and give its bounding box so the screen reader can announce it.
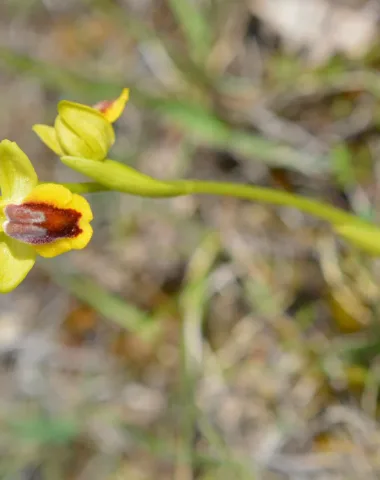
[62,179,368,227]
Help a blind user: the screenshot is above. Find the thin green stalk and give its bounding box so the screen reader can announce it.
[175,179,364,226]
[64,179,367,227]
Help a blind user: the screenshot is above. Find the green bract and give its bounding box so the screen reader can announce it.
[61,156,184,197]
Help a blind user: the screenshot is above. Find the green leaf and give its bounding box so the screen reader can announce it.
[156,99,327,174]
[10,415,78,445]
[0,47,121,101]
[156,99,230,143]
[330,144,356,188]
[52,274,158,339]
[168,0,212,61]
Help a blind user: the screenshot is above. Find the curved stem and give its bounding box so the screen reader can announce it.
[64,179,368,227]
[172,179,364,226]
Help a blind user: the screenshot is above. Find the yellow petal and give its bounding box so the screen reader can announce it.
[94,88,130,123]
[32,124,64,156]
[34,239,72,258]
[23,183,73,208]
[57,101,115,161]
[0,233,36,292]
[0,140,38,203]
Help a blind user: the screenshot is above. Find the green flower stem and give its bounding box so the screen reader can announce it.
[176,180,364,226]
[63,179,368,227]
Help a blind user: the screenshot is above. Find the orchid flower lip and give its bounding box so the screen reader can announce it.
[3,202,83,245]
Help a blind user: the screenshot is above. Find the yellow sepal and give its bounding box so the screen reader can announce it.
[0,234,36,293]
[32,125,64,156]
[0,140,38,202]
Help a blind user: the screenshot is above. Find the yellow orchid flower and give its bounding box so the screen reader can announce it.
[0,140,93,293]
[33,88,129,161]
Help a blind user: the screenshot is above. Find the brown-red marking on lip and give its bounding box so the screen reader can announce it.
[4,202,82,245]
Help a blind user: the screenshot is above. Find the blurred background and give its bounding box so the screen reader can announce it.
[2,0,380,478]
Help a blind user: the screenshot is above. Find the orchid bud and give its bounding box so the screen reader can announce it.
[33,89,129,161]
